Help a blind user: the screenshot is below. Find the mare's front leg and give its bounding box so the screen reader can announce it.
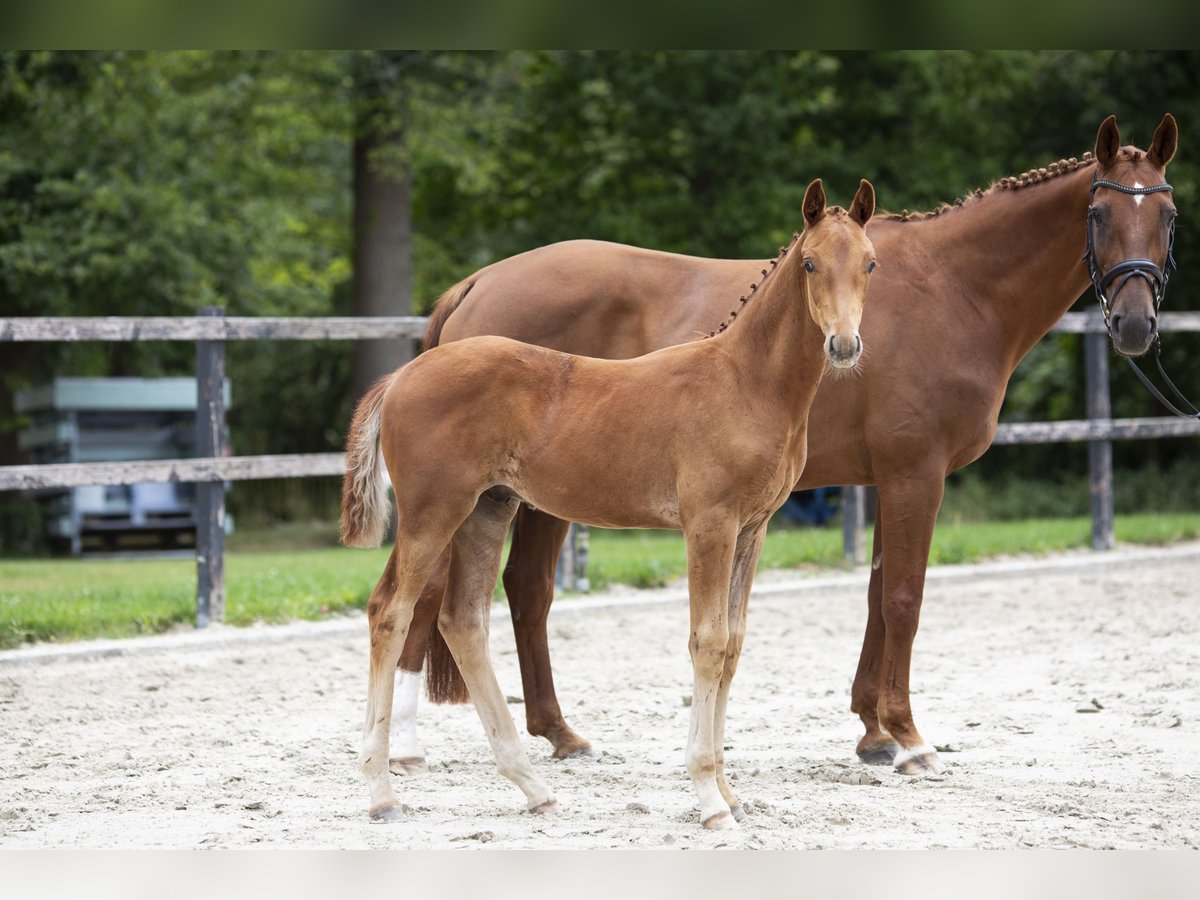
[389,544,452,775]
[682,519,739,830]
[866,469,947,775]
[503,506,592,758]
[850,500,902,765]
[440,494,558,814]
[713,525,767,823]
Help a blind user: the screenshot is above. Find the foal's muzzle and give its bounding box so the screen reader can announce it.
[826,333,863,369]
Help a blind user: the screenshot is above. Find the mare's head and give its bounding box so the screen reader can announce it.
[1089,114,1179,357]
[799,178,877,369]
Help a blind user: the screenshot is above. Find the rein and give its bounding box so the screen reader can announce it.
[1084,171,1198,419]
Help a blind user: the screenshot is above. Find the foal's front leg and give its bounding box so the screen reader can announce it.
[682,520,738,830]
[712,525,766,822]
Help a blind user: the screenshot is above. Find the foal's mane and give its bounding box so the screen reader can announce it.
[704,206,852,339]
[880,150,1098,223]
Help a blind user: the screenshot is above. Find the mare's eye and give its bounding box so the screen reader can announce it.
[803,259,815,273]
[867,259,877,274]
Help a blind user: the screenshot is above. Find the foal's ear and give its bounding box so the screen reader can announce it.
[803,178,826,228]
[1148,113,1178,170]
[849,179,875,227]
[1095,115,1121,168]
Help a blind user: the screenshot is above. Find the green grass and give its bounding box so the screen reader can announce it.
[1,512,1198,650]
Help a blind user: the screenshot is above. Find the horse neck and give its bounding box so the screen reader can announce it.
[712,250,827,419]
[889,164,1094,372]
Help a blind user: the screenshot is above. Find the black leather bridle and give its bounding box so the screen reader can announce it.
[1084,170,1198,419]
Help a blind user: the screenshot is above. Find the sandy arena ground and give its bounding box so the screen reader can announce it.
[2,544,1198,849]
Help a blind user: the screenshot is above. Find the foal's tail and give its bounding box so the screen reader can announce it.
[340,374,395,548]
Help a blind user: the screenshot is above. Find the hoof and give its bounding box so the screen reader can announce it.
[551,740,594,760]
[368,803,405,824]
[893,745,946,776]
[529,799,561,816]
[730,804,747,823]
[701,810,739,831]
[856,739,901,766]
[389,756,428,776]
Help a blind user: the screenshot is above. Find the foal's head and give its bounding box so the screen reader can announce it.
[799,178,877,369]
[1089,114,1179,357]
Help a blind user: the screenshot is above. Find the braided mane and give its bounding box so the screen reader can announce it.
[704,232,800,338]
[881,151,1098,223]
[705,207,853,339]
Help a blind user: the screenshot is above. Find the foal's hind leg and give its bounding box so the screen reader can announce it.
[712,525,766,823]
[362,546,437,820]
[440,493,558,814]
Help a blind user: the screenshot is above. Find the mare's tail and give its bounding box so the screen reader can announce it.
[420,274,476,705]
[340,374,395,549]
[422,276,475,352]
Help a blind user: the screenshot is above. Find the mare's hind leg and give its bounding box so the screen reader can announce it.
[681,518,738,830]
[504,506,592,759]
[440,492,558,814]
[713,525,766,823]
[850,501,902,766]
[389,545,452,775]
[362,545,440,821]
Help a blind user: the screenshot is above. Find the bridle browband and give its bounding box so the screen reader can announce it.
[1084,170,1198,419]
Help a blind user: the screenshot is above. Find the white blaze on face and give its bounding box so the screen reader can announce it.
[1133,182,1145,206]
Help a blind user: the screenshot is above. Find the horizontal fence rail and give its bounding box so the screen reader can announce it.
[6,311,1200,343]
[0,453,345,491]
[6,413,1200,492]
[3,309,1200,623]
[0,316,428,342]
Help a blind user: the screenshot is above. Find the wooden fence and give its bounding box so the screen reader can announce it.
[3,309,1200,625]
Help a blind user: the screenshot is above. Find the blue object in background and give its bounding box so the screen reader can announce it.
[779,487,842,526]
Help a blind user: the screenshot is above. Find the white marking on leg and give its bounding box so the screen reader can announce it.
[893,743,937,768]
[872,552,883,570]
[1133,182,1144,206]
[389,669,425,761]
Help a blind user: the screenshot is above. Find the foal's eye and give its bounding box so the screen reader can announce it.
[803,258,815,273]
[867,259,877,274]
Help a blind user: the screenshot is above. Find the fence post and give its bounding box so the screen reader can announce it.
[556,523,575,590]
[842,485,867,565]
[1085,314,1114,550]
[195,306,228,626]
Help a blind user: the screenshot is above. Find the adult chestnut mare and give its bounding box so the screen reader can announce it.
[342,181,877,827]
[388,114,1180,778]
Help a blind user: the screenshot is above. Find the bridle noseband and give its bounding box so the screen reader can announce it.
[1083,170,1197,419]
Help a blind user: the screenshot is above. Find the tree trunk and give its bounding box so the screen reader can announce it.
[351,112,414,402]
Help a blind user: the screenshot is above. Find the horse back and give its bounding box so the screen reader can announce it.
[437,240,765,358]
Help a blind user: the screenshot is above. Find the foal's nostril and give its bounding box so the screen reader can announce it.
[1149,315,1158,335]
[854,335,863,355]
[1111,314,1122,336]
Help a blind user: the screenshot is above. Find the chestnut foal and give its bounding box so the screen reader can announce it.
[341,179,876,829]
